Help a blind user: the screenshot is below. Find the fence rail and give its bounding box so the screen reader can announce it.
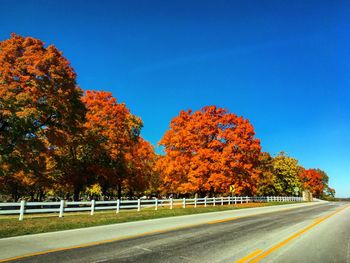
[0,196,303,220]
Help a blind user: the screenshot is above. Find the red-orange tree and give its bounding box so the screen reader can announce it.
[299,169,325,198]
[157,106,261,196]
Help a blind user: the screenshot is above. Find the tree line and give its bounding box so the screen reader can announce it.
[0,34,335,201]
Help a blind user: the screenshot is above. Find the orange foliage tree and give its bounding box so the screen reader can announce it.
[124,137,158,197]
[157,106,261,196]
[299,169,325,198]
[81,90,144,198]
[0,34,85,200]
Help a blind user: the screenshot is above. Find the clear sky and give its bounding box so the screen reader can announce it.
[1,0,349,197]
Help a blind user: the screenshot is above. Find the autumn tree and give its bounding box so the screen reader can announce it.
[317,169,335,199]
[256,152,278,196]
[157,106,261,196]
[271,152,303,196]
[298,168,335,199]
[49,127,102,200]
[299,169,325,198]
[81,90,143,199]
[124,137,158,197]
[0,33,85,200]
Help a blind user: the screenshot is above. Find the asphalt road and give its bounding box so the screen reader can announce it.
[7,202,350,263]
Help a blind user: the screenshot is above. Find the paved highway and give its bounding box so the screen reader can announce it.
[2,202,349,263]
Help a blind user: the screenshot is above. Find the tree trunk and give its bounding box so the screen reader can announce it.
[117,184,122,199]
[73,186,81,201]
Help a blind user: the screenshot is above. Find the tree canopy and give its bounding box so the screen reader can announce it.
[157,106,261,196]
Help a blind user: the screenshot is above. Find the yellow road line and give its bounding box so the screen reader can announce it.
[207,217,239,224]
[235,249,263,263]
[250,204,350,263]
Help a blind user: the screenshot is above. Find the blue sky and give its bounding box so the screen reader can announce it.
[1,0,349,197]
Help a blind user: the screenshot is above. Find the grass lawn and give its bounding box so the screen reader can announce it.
[0,202,296,239]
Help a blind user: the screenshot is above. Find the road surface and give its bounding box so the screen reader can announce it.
[1,202,349,263]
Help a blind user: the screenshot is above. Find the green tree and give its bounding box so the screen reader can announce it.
[272,152,303,196]
[315,169,335,199]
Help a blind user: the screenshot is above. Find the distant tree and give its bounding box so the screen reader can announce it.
[271,152,303,196]
[157,106,261,196]
[256,152,278,196]
[323,186,336,200]
[315,169,335,199]
[299,169,324,198]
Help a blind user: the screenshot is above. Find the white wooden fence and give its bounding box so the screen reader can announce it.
[0,196,303,220]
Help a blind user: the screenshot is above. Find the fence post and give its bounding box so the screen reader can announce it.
[240,196,243,204]
[213,197,216,206]
[155,198,158,210]
[137,199,141,212]
[194,197,197,208]
[182,198,186,208]
[59,200,65,218]
[19,200,26,221]
[90,199,95,215]
[246,196,248,203]
[204,197,207,207]
[116,199,120,214]
[228,196,231,205]
[170,198,173,209]
[221,197,224,206]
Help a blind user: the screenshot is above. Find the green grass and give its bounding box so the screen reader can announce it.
[0,202,295,239]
